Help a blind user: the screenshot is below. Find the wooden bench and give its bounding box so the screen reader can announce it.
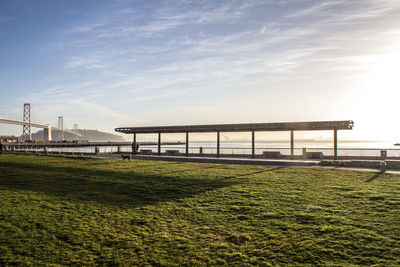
[140,149,153,155]
[304,152,324,159]
[262,151,281,159]
[166,150,180,156]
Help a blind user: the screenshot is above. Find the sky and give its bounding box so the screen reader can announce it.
[0,0,399,142]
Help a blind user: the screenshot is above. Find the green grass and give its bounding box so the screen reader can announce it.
[0,154,399,266]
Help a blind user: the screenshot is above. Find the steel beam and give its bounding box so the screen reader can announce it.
[185,132,189,156]
[251,130,255,158]
[58,116,64,141]
[217,131,220,157]
[334,129,338,160]
[290,130,294,158]
[158,133,161,155]
[132,133,137,154]
[23,103,31,140]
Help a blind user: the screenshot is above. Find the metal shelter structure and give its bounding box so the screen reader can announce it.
[115,120,354,160]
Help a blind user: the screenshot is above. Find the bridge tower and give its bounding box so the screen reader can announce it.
[43,126,52,141]
[22,103,31,140]
[58,116,64,141]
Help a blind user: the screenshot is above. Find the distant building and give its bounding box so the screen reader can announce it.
[0,136,18,143]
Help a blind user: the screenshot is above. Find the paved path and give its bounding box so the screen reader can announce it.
[97,153,400,174]
[99,154,319,166]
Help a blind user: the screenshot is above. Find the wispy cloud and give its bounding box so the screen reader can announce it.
[285,0,350,18]
[286,0,400,22]
[65,56,108,69]
[11,0,399,133]
[50,0,399,101]
[48,0,399,83]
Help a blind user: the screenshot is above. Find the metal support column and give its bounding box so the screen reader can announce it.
[185,132,189,156]
[158,133,161,155]
[334,129,338,160]
[251,130,255,158]
[217,131,220,157]
[290,130,294,158]
[132,133,137,154]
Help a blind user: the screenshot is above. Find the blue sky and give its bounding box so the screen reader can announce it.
[0,0,399,141]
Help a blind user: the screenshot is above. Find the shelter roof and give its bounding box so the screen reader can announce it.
[115,120,354,134]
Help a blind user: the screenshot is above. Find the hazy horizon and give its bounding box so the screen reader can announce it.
[8,126,393,143]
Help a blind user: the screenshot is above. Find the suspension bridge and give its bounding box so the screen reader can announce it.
[0,103,81,141]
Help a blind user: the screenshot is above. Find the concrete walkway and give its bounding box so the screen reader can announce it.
[132,155,320,167]
[8,151,397,174]
[99,154,320,167]
[97,153,400,174]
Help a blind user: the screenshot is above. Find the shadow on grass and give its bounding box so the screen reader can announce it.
[366,172,384,183]
[0,161,242,208]
[160,165,221,175]
[264,167,285,172]
[216,167,283,181]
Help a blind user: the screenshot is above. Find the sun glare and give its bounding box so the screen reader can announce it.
[355,46,400,141]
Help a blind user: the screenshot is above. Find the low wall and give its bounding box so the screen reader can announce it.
[320,160,400,170]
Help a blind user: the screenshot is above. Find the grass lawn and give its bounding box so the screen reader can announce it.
[0,153,399,266]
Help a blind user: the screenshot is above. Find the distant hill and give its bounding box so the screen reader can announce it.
[23,129,125,142]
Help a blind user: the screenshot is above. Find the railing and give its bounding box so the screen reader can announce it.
[7,145,400,158]
[136,146,400,158]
